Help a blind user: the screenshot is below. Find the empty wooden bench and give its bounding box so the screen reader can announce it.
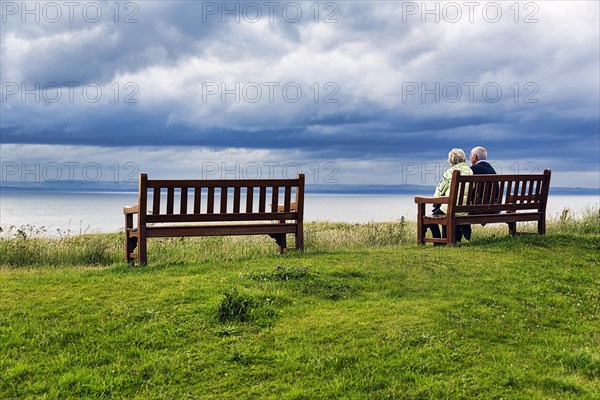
[414,169,551,245]
[124,173,305,264]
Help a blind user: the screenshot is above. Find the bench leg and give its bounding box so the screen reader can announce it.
[280,234,287,253]
[126,235,138,264]
[125,230,131,263]
[538,215,546,235]
[268,233,286,253]
[138,233,147,265]
[124,213,138,264]
[446,222,455,245]
[416,204,425,245]
[508,222,517,236]
[296,224,304,251]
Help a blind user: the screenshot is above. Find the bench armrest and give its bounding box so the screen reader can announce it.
[123,205,139,214]
[414,196,449,204]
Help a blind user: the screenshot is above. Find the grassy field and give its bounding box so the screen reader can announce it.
[1,210,599,399]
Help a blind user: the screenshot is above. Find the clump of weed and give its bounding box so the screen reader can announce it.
[550,207,600,235]
[305,218,414,252]
[0,225,120,267]
[557,350,600,379]
[216,288,278,327]
[301,279,358,300]
[243,264,312,281]
[243,265,359,301]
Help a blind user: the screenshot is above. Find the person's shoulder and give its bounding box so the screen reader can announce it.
[471,161,496,174]
[450,163,473,175]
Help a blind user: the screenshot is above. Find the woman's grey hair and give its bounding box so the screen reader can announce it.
[448,148,467,165]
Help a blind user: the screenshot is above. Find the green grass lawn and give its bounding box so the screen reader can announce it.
[1,214,599,399]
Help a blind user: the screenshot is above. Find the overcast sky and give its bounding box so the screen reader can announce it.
[1,1,599,187]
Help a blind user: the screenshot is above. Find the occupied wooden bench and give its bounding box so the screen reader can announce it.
[124,173,305,264]
[414,169,551,245]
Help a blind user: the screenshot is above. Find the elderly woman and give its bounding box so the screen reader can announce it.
[428,148,473,242]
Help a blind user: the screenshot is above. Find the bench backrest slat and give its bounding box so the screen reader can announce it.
[233,187,241,213]
[220,187,228,213]
[246,187,254,213]
[153,188,161,215]
[194,187,202,214]
[207,187,215,214]
[504,180,513,204]
[180,188,188,214]
[271,186,279,213]
[457,181,467,206]
[259,187,266,212]
[514,180,523,202]
[527,179,535,203]
[476,181,485,204]
[536,179,544,200]
[452,170,551,213]
[166,188,175,214]
[497,180,505,204]
[284,186,292,212]
[138,174,304,221]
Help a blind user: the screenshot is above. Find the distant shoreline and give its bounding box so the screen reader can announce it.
[1,183,599,196]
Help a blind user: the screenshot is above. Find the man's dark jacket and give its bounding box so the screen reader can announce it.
[470,161,496,174]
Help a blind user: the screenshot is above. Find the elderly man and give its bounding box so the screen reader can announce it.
[468,146,499,234]
[470,146,497,175]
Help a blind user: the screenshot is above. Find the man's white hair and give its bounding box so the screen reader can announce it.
[470,146,488,161]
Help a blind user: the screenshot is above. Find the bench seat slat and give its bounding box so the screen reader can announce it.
[454,203,542,213]
[455,212,542,225]
[146,212,298,223]
[146,223,298,238]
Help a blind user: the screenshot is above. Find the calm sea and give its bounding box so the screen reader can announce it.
[0,191,597,236]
